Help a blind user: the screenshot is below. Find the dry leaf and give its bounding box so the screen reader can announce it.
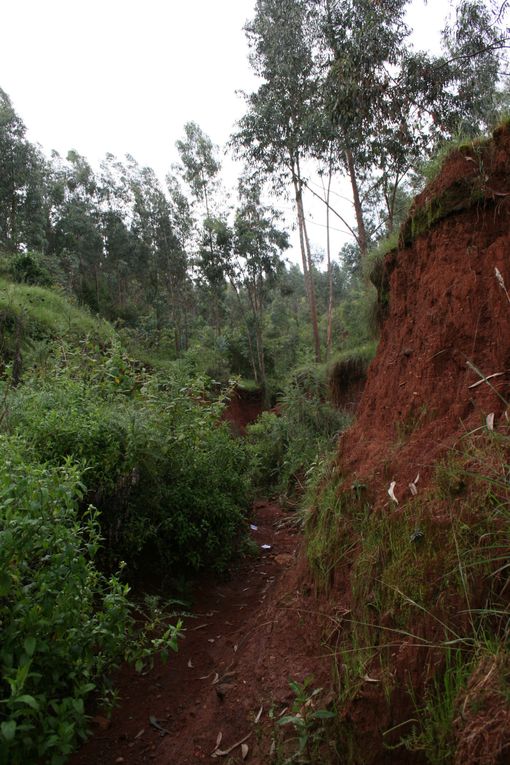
[388,481,398,504]
[187,659,193,668]
[414,473,420,485]
[254,705,263,724]
[363,675,380,683]
[409,482,418,496]
[233,644,238,653]
[214,732,252,756]
[486,412,495,431]
[241,743,249,759]
[468,372,504,389]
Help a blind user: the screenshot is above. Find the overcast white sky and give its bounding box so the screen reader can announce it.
[1,0,448,262]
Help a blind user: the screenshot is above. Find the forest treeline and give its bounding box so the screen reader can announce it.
[1,0,508,387]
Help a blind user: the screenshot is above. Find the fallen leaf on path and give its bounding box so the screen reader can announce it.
[209,732,222,755]
[187,659,193,668]
[149,715,170,735]
[241,743,249,759]
[213,732,252,757]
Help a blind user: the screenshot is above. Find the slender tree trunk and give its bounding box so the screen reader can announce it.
[229,277,259,384]
[345,148,368,259]
[291,159,321,363]
[322,162,334,358]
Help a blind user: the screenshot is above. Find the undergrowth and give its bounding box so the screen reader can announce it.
[245,363,351,498]
[304,425,510,764]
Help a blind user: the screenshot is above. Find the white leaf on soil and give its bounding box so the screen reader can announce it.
[234,644,238,653]
[254,705,263,723]
[241,743,249,759]
[261,544,272,550]
[187,659,193,668]
[414,473,420,485]
[486,412,495,431]
[409,482,418,496]
[388,481,398,504]
[363,675,380,683]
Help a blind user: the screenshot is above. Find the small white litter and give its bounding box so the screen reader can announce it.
[261,544,272,550]
[250,524,258,531]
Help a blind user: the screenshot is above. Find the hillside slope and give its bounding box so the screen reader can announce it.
[304,124,510,765]
[344,122,510,502]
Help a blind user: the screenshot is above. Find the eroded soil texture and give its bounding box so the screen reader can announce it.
[70,501,328,765]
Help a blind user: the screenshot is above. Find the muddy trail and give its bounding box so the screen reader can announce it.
[70,501,324,765]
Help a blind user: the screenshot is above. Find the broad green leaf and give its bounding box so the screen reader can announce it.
[1,720,17,742]
[16,695,39,711]
[24,637,36,657]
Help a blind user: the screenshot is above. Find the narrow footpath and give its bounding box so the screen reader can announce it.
[70,500,325,765]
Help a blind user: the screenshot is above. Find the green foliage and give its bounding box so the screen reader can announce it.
[0,435,181,765]
[4,346,250,576]
[277,676,335,763]
[305,427,510,762]
[395,650,473,765]
[246,363,351,496]
[9,251,53,286]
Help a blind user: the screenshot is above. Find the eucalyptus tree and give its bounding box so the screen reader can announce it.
[232,177,288,385]
[233,0,323,362]
[0,89,48,253]
[49,150,104,310]
[175,122,226,338]
[175,121,221,220]
[124,157,187,342]
[313,0,508,244]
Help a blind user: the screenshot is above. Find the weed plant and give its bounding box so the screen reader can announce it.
[0,435,181,764]
[246,364,351,497]
[304,425,510,764]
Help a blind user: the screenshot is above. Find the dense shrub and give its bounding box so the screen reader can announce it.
[0,435,180,765]
[5,365,250,576]
[246,364,351,496]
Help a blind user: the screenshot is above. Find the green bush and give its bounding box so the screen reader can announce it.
[246,364,351,496]
[0,435,180,765]
[5,366,250,576]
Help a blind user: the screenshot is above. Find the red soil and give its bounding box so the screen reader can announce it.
[339,124,510,504]
[70,502,329,765]
[221,388,264,435]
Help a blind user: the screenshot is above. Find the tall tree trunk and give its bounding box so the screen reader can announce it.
[291,159,321,363]
[322,162,334,358]
[229,277,259,384]
[345,148,368,259]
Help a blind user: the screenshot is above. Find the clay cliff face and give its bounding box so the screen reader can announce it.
[338,123,510,502]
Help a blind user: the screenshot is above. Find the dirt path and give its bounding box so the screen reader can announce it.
[70,500,322,765]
